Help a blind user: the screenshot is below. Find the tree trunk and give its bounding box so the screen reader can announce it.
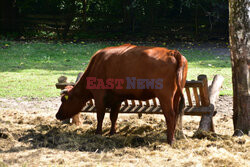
[0,0,18,32]
[122,0,134,32]
[229,0,250,134]
[62,14,74,40]
[82,0,87,31]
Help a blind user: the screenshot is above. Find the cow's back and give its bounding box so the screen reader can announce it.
[85,44,183,100]
[90,45,178,79]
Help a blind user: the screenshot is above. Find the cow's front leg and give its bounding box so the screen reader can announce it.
[72,113,81,126]
[95,96,106,134]
[92,91,107,134]
[96,109,105,134]
[110,103,121,135]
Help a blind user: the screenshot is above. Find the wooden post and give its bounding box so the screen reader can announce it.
[198,75,210,107]
[198,75,224,132]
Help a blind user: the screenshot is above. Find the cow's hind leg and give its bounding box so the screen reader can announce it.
[174,93,186,139]
[109,103,121,135]
[158,96,177,145]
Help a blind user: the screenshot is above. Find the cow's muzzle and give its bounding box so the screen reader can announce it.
[56,112,64,120]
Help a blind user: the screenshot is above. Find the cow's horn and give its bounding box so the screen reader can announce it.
[60,89,68,95]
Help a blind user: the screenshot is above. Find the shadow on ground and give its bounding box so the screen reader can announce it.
[15,123,167,153]
[1,121,231,154]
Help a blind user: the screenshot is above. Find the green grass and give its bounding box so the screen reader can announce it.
[0,41,232,98]
[180,48,232,95]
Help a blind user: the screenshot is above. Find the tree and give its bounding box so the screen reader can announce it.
[81,0,87,31]
[0,0,18,32]
[229,0,250,135]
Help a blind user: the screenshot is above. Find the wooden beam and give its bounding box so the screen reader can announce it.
[184,105,214,115]
[198,75,224,132]
[124,100,129,106]
[198,75,210,106]
[145,100,150,106]
[185,87,193,107]
[131,100,136,106]
[193,87,200,106]
[81,104,213,116]
[185,80,203,88]
[152,98,157,106]
[56,77,206,90]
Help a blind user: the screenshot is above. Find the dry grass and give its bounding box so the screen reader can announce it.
[0,98,249,167]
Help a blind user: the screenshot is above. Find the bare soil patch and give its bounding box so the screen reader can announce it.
[0,96,249,167]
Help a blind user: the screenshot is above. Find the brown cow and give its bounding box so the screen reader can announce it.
[56,44,188,145]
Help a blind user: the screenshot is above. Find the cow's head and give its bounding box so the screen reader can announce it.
[56,86,85,120]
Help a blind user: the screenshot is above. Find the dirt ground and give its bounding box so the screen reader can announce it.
[0,96,249,167]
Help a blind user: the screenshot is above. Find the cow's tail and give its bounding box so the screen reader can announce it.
[174,50,187,116]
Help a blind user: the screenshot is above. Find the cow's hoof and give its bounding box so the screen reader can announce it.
[95,130,102,135]
[233,129,244,137]
[167,138,175,146]
[175,129,186,140]
[167,140,174,146]
[62,119,71,124]
[109,130,116,135]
